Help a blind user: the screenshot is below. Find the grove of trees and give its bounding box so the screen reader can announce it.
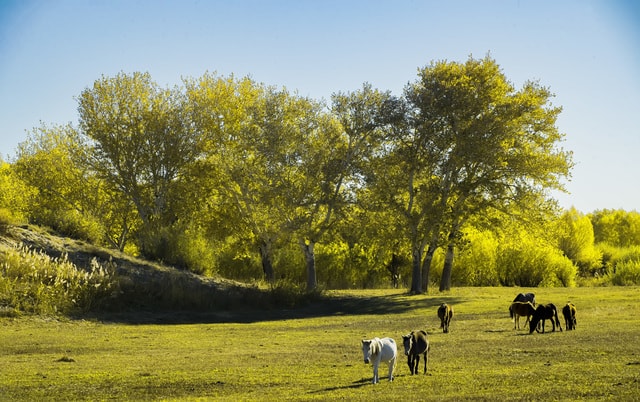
[3,55,640,292]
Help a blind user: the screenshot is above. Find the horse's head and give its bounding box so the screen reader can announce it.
[361,339,374,364]
[401,333,413,356]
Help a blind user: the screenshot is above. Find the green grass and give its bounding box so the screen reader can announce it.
[1,286,639,401]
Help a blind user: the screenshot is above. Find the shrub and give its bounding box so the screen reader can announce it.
[168,227,217,275]
[0,245,119,315]
[611,260,640,285]
[543,251,577,287]
[454,228,500,286]
[496,231,576,287]
[213,238,263,281]
[267,278,323,308]
[54,210,105,245]
[595,244,640,285]
[0,208,20,234]
[557,208,602,275]
[317,241,389,289]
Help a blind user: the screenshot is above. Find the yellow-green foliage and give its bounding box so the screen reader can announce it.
[454,228,499,286]
[0,162,33,225]
[0,208,19,234]
[590,209,640,247]
[43,209,105,245]
[611,260,640,285]
[0,245,118,315]
[496,229,576,287]
[171,228,218,275]
[557,208,602,274]
[213,236,263,281]
[444,227,577,288]
[317,240,390,289]
[595,243,640,285]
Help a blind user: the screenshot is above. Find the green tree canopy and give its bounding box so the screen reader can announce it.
[77,72,201,257]
[13,123,116,244]
[398,55,573,292]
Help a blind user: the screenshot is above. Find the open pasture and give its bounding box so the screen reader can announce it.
[1,286,639,401]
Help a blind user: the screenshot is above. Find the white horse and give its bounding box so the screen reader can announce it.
[361,337,397,384]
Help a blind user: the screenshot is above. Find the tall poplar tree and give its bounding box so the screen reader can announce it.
[400,55,573,292]
[77,72,201,258]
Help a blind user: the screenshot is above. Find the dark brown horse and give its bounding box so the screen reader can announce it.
[513,292,536,306]
[529,303,563,334]
[562,302,577,330]
[509,301,536,330]
[437,303,454,333]
[402,330,429,375]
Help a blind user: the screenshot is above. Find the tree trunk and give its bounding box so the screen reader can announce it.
[300,240,317,291]
[421,241,437,293]
[259,240,275,283]
[410,245,423,294]
[439,238,455,291]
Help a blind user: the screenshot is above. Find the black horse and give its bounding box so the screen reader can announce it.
[402,330,429,375]
[513,292,536,306]
[529,303,563,334]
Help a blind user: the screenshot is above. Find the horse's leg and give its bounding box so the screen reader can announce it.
[372,360,379,383]
[388,358,395,381]
[423,352,428,374]
[407,355,413,374]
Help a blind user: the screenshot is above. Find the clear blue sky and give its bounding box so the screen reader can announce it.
[1,0,638,213]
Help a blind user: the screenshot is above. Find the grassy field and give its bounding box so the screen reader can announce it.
[1,286,639,401]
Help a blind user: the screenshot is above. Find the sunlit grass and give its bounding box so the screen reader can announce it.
[1,286,639,401]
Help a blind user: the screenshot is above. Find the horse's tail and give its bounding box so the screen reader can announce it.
[509,305,514,319]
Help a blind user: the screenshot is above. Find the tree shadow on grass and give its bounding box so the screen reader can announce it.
[87,292,465,325]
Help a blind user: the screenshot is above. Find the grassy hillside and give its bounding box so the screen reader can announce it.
[0,224,315,317]
[1,286,639,401]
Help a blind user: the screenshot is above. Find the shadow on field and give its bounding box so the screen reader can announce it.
[309,378,372,393]
[87,292,464,325]
[311,374,419,394]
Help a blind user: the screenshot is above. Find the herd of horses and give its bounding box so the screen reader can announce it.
[509,292,577,333]
[361,293,577,384]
